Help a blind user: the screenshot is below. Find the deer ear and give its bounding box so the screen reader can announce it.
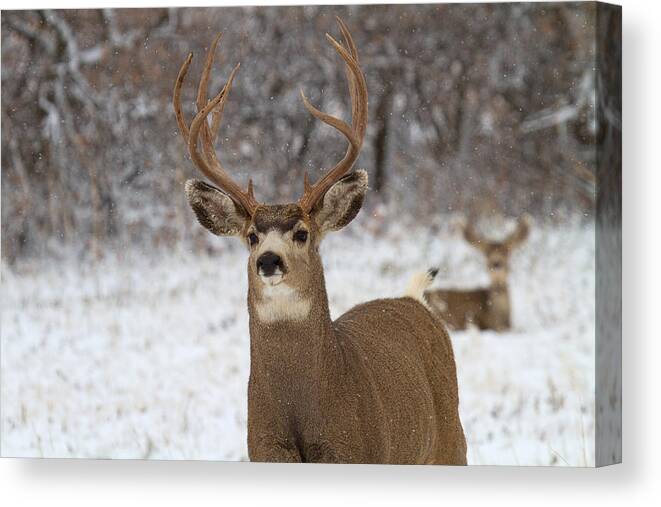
[185,179,249,236]
[312,169,368,235]
[505,216,530,249]
[463,223,488,253]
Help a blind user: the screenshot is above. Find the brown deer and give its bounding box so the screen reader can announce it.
[173,20,466,465]
[425,218,529,332]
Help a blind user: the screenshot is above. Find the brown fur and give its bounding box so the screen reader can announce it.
[179,21,465,464]
[425,287,511,331]
[247,292,467,464]
[186,171,467,464]
[425,217,529,332]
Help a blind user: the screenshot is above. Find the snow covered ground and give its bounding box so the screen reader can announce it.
[1,221,595,465]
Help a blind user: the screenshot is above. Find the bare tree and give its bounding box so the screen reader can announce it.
[1,4,596,264]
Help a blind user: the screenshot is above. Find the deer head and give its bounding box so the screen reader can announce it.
[462,217,530,288]
[173,19,368,323]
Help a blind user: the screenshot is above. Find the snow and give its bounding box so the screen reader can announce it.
[1,222,595,465]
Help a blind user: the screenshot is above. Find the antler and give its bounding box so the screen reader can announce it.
[298,17,368,213]
[173,34,259,215]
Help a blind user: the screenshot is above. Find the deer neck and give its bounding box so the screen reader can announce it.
[488,281,510,313]
[489,280,509,295]
[246,265,339,404]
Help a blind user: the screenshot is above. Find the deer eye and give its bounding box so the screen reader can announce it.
[293,230,308,243]
[248,233,259,246]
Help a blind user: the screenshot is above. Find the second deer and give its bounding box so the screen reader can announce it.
[425,218,529,332]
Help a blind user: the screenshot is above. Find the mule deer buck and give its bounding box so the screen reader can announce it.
[425,217,530,332]
[173,20,466,464]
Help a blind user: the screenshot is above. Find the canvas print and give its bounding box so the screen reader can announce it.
[1,2,621,465]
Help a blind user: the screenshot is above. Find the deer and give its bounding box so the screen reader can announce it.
[172,19,467,465]
[425,217,530,332]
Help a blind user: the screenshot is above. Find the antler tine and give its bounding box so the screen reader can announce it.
[202,62,240,167]
[192,34,242,172]
[209,66,238,140]
[173,35,258,215]
[299,90,359,147]
[336,17,358,59]
[173,52,194,142]
[336,16,362,134]
[195,32,222,164]
[298,19,368,213]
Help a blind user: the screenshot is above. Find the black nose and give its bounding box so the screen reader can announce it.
[256,251,283,277]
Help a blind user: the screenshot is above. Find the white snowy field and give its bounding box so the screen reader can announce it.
[1,221,595,465]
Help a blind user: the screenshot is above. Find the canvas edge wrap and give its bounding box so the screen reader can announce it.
[595,1,622,467]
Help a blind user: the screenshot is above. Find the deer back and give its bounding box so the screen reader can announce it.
[328,297,466,464]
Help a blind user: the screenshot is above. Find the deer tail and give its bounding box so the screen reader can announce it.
[404,268,438,304]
